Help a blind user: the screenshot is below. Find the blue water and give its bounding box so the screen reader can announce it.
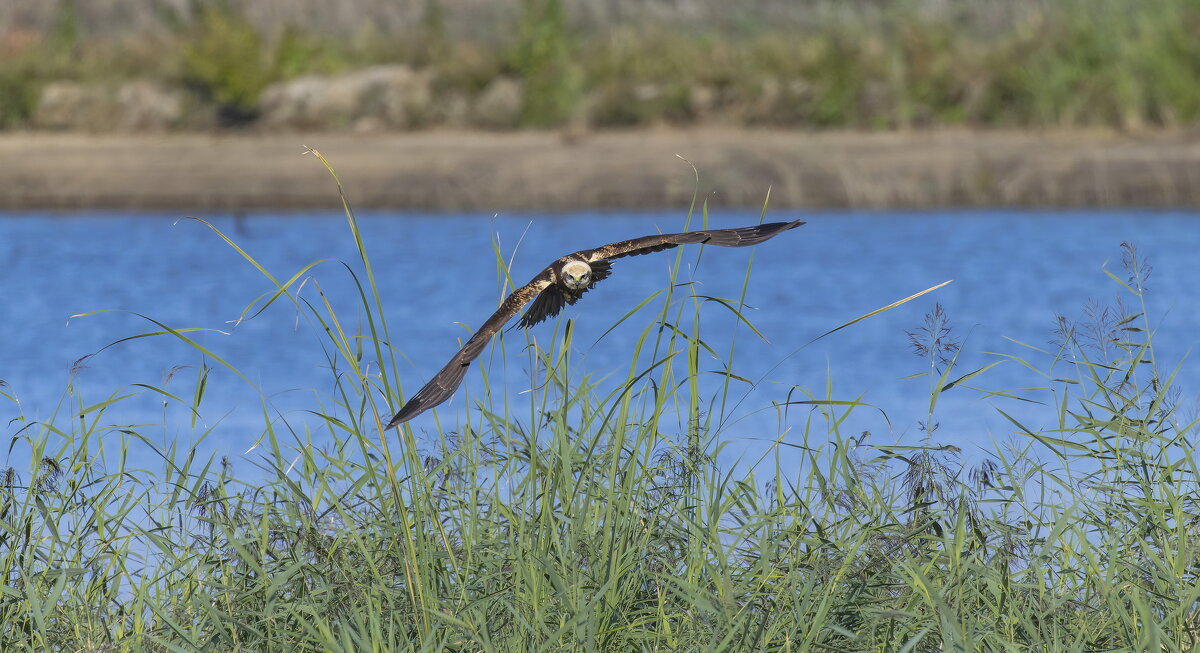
[2,210,1198,470]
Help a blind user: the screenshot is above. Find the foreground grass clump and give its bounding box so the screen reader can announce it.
[2,183,1199,649]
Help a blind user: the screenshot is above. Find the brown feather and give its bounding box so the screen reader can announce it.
[581,219,805,262]
[385,275,550,428]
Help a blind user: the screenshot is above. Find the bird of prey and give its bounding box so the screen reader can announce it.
[386,219,805,427]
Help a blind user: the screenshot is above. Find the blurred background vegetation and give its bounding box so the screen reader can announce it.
[2,0,1199,131]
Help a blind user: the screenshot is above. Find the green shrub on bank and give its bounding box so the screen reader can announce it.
[176,3,275,123]
[2,159,1198,650]
[511,0,582,126]
[0,66,38,129]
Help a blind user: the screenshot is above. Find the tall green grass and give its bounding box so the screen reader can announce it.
[2,162,1198,651]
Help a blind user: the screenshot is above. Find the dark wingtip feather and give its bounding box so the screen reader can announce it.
[756,218,806,240]
[386,387,442,428]
[385,402,420,429]
[385,359,471,428]
[766,219,806,235]
[704,218,806,248]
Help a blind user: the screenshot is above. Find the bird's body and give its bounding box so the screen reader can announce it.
[386,219,805,427]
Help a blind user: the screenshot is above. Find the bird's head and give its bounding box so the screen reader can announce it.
[561,260,592,290]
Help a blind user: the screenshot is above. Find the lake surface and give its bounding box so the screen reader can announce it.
[2,210,1198,470]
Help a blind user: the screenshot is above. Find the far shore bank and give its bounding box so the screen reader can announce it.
[3,128,1200,212]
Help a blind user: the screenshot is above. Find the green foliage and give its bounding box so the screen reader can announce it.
[178,1,274,121]
[511,0,581,126]
[2,163,1199,650]
[48,0,81,51]
[0,0,84,128]
[416,0,449,66]
[0,67,38,129]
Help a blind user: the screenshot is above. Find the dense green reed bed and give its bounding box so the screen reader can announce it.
[4,0,1200,130]
[3,185,1199,650]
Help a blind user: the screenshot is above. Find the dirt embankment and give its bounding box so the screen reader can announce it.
[3,129,1199,212]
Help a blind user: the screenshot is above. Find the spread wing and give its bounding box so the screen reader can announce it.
[515,220,804,330]
[386,219,806,427]
[385,271,552,428]
[578,219,806,263]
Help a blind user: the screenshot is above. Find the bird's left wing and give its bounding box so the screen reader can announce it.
[579,219,805,263]
[518,220,804,329]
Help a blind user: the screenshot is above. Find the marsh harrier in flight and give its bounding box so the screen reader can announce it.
[386,219,805,427]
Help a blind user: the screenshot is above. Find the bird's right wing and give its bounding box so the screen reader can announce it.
[386,272,553,427]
